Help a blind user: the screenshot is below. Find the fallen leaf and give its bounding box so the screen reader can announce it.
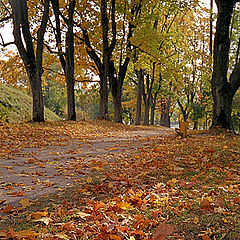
[201,199,211,211]
[76,211,91,219]
[19,198,32,208]
[86,176,92,183]
[110,234,122,240]
[10,189,26,197]
[1,205,15,214]
[0,200,6,206]
[119,202,134,210]
[0,230,8,238]
[31,211,48,219]
[153,223,174,240]
[55,233,71,240]
[34,217,52,225]
[94,201,105,211]
[14,229,38,238]
[202,235,210,240]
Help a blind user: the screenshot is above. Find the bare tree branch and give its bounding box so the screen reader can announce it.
[0,33,15,47]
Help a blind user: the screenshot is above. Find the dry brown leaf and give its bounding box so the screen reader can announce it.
[153,223,174,240]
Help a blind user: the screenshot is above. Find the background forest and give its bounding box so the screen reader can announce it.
[0,0,239,131]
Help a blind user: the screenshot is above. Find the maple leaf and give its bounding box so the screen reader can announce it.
[55,233,71,240]
[14,229,38,239]
[10,189,26,197]
[34,217,52,225]
[109,234,122,240]
[19,198,32,209]
[31,211,48,219]
[1,205,15,214]
[153,224,174,240]
[119,202,134,211]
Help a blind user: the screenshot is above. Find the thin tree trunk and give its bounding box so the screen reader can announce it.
[65,0,76,120]
[135,69,144,125]
[144,100,150,126]
[150,104,155,125]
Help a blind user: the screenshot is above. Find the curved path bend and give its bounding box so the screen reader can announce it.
[0,126,174,208]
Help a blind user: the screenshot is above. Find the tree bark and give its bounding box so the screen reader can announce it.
[160,97,171,128]
[9,0,50,122]
[65,0,76,120]
[51,0,76,120]
[81,27,109,120]
[211,0,240,130]
[143,74,150,125]
[135,69,144,125]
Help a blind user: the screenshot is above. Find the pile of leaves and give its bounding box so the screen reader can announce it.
[0,121,239,239]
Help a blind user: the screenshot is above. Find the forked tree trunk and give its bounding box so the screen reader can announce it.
[51,0,76,120]
[9,0,49,122]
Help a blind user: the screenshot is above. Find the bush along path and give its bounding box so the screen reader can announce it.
[0,121,239,239]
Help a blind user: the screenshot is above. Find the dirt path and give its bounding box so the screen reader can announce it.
[0,127,174,208]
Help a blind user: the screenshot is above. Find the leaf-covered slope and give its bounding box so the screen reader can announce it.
[0,84,61,122]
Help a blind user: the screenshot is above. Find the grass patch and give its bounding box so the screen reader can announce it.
[0,85,61,123]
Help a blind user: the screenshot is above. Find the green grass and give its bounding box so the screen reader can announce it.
[0,84,61,122]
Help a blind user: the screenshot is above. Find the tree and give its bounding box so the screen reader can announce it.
[211,0,240,130]
[51,0,76,121]
[80,0,141,123]
[7,0,50,122]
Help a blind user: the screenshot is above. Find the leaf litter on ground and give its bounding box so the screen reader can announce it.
[0,121,239,239]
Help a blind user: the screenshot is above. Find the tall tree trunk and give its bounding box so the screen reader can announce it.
[150,75,161,125]
[112,90,122,123]
[143,99,150,126]
[99,73,109,120]
[135,69,144,125]
[160,97,171,127]
[65,0,76,120]
[51,0,76,120]
[211,0,240,130]
[9,0,49,122]
[150,104,155,125]
[30,70,44,122]
[143,74,151,126]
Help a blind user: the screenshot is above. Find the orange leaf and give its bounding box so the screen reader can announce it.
[94,201,105,211]
[1,205,15,214]
[31,211,48,219]
[202,236,210,240]
[201,199,211,210]
[0,230,8,238]
[233,197,240,204]
[15,229,38,238]
[153,223,174,240]
[11,189,26,197]
[110,234,122,240]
